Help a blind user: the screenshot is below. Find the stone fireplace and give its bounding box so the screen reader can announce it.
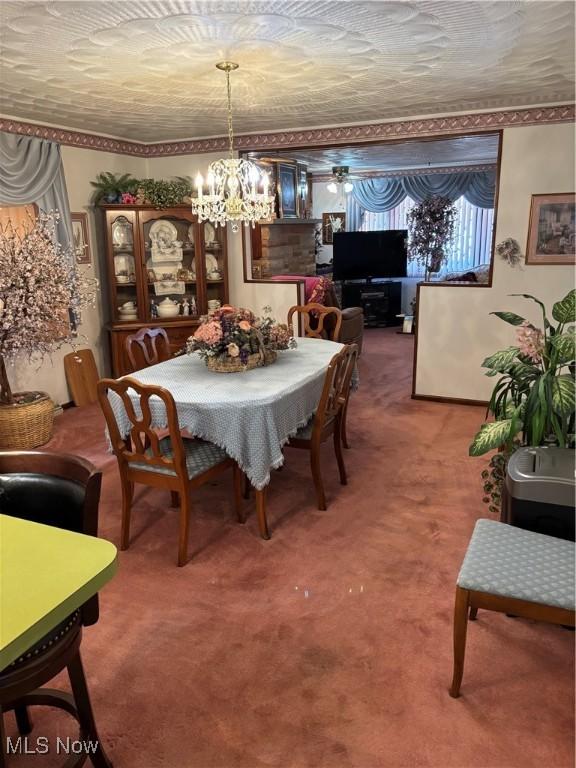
[251,219,320,278]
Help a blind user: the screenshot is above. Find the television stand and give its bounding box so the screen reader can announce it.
[340,280,402,328]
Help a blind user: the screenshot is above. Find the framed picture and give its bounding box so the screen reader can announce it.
[71,213,91,264]
[322,212,346,244]
[277,163,298,218]
[526,193,575,265]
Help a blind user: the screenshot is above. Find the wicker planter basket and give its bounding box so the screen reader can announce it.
[0,391,55,449]
[206,349,277,373]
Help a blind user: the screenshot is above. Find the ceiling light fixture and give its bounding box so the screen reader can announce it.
[191,62,275,233]
[326,166,354,195]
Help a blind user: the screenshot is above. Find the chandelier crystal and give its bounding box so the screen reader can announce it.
[191,62,275,233]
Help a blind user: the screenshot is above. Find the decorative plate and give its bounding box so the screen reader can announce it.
[112,217,133,247]
[190,253,218,277]
[114,253,135,278]
[187,224,196,246]
[149,219,178,243]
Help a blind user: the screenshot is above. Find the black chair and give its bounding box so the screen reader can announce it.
[0,450,112,768]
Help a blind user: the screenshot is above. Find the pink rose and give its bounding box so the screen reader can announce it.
[238,320,251,332]
[228,343,240,357]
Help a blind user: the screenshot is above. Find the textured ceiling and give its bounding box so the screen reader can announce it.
[0,1,574,143]
[251,134,500,173]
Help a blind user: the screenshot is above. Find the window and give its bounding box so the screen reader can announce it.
[360,196,494,277]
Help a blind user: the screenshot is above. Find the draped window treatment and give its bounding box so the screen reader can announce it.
[346,168,496,230]
[0,132,73,253]
[360,196,495,276]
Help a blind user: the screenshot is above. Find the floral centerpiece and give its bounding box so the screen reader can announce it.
[187,305,296,372]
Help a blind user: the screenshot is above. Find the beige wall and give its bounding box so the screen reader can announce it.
[9,146,146,405]
[415,122,575,401]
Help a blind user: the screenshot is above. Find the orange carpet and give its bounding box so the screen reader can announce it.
[6,328,574,767]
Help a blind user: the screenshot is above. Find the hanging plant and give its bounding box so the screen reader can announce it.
[137,177,193,209]
[407,196,457,280]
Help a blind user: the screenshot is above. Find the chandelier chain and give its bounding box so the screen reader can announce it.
[226,69,234,159]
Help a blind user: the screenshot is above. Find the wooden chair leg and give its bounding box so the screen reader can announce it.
[333,423,347,486]
[170,490,179,507]
[14,704,32,735]
[255,488,270,540]
[469,605,478,621]
[233,464,244,523]
[450,587,471,698]
[67,651,113,768]
[120,477,134,551]
[342,396,351,449]
[177,492,192,567]
[310,443,327,511]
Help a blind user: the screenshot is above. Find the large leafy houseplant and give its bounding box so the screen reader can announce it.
[470,289,575,458]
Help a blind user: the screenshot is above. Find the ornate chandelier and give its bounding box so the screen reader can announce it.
[191,62,275,233]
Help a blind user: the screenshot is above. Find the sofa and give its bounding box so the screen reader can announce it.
[271,275,364,355]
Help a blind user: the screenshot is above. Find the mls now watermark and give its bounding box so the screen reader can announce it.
[6,735,99,756]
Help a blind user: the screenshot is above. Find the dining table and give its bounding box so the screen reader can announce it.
[106,335,346,538]
[0,514,117,671]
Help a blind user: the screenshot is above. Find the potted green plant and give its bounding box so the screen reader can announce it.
[470,289,575,509]
[91,172,138,203]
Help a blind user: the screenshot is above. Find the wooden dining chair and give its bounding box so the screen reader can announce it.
[288,304,342,341]
[285,343,358,513]
[64,348,100,406]
[125,327,171,371]
[97,377,243,567]
[0,450,112,767]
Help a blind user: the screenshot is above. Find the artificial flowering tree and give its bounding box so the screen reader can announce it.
[0,212,96,406]
[407,195,457,280]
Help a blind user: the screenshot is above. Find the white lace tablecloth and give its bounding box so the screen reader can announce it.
[107,337,344,490]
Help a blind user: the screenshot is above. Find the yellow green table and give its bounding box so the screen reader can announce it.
[0,514,117,671]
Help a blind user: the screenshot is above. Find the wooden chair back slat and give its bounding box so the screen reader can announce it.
[64,349,99,406]
[287,304,342,342]
[125,327,170,371]
[97,377,187,480]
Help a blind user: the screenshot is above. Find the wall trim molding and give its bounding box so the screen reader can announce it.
[312,163,498,182]
[0,104,573,158]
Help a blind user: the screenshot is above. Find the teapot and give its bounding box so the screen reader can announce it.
[157,297,180,318]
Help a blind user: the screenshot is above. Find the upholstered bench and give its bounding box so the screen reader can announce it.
[450,519,575,698]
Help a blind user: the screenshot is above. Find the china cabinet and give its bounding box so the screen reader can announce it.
[100,205,228,375]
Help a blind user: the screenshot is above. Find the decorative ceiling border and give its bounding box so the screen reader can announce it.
[0,104,573,158]
[312,163,498,182]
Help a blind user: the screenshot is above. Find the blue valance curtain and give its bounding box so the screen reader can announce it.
[0,132,73,252]
[346,169,496,231]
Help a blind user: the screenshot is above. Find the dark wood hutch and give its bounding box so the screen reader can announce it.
[99,204,228,376]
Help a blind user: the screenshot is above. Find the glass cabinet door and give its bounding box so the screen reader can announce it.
[109,213,140,323]
[204,221,227,312]
[141,214,199,321]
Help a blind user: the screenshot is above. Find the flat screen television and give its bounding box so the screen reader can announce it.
[332,230,408,281]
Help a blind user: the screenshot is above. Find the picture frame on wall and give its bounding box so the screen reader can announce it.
[526,193,575,265]
[71,212,91,264]
[322,212,346,244]
[277,163,298,218]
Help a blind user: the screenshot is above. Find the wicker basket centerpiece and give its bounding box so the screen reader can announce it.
[187,305,296,373]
